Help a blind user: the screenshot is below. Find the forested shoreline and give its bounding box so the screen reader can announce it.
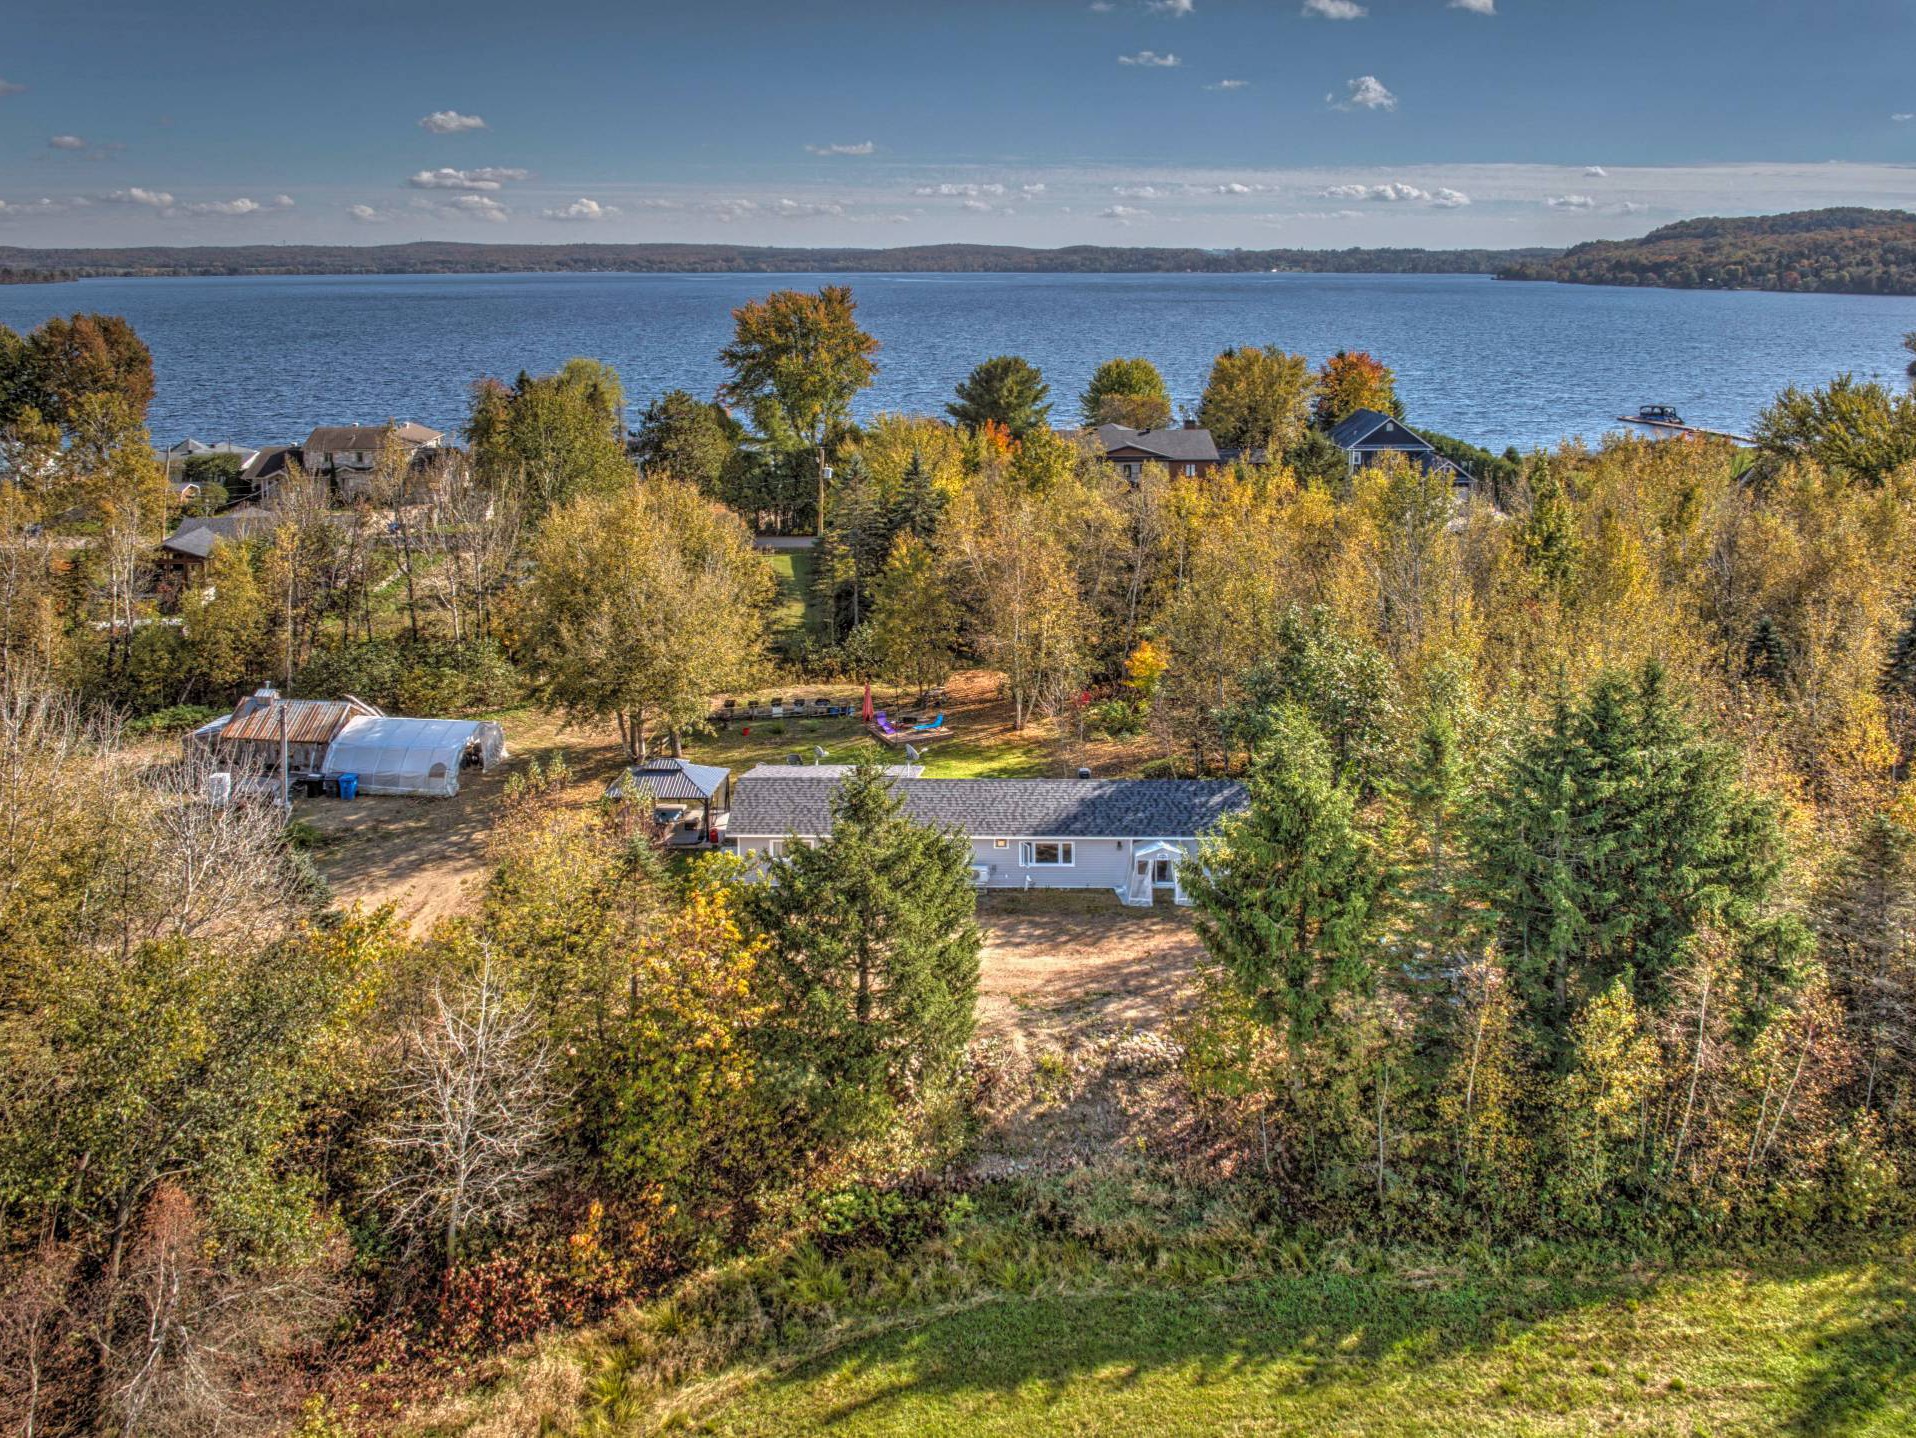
[0,240,1550,283]
[1499,207,1916,296]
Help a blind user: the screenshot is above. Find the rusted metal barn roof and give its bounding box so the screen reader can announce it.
[216,691,381,745]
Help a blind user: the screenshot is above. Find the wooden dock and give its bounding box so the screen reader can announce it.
[1615,416,1755,445]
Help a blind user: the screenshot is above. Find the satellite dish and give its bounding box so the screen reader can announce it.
[904,743,921,762]
[813,745,829,763]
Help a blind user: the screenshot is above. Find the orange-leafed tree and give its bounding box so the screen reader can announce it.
[1313,350,1403,428]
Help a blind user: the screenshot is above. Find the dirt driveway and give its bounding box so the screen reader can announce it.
[294,709,628,934]
[971,896,1207,1175]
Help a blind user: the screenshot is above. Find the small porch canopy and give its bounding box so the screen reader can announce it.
[607,757,732,844]
[1125,840,1191,907]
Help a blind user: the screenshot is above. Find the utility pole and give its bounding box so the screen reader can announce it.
[278,699,290,811]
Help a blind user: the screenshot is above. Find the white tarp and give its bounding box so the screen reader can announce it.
[321,715,506,797]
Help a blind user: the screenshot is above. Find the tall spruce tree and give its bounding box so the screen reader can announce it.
[889,450,943,542]
[1472,663,1789,1055]
[747,759,981,1143]
[948,355,1051,439]
[1185,705,1383,1054]
[1816,812,1916,1112]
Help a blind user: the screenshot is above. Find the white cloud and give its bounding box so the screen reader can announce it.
[1325,181,1426,201]
[960,198,998,213]
[543,197,619,221]
[91,188,291,218]
[1619,201,1650,214]
[48,135,87,151]
[1303,0,1367,18]
[805,141,876,156]
[1332,75,1396,110]
[412,193,511,223]
[1895,113,1914,123]
[0,197,72,217]
[1148,0,1196,14]
[1100,204,1149,221]
[1217,182,1255,194]
[914,182,1008,197]
[1206,78,1250,90]
[99,187,175,208]
[1021,182,1047,195]
[1118,50,1181,66]
[1547,193,1598,209]
[1430,187,1472,208]
[771,197,845,218]
[348,204,391,223]
[1113,184,1167,198]
[1449,0,1495,13]
[1088,1,1114,10]
[419,110,486,134]
[0,80,24,97]
[1584,165,1608,177]
[407,166,529,191]
[1294,209,1366,221]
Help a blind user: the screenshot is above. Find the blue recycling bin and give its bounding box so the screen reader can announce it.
[337,773,358,800]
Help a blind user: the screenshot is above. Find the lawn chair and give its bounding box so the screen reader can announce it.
[769,698,785,718]
[911,713,946,732]
[867,712,904,744]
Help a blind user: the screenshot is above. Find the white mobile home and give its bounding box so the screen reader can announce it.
[727,767,1247,906]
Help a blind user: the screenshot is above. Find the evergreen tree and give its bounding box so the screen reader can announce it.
[1816,811,1916,1112]
[747,759,981,1143]
[1884,598,1916,699]
[1185,705,1383,1054]
[889,449,944,542]
[1743,615,1793,690]
[947,355,1051,439]
[1472,664,1789,1054]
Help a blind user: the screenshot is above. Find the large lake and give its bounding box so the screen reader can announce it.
[3,270,1914,453]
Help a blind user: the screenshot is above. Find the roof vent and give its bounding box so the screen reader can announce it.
[1077,767,1092,780]
[253,685,279,699]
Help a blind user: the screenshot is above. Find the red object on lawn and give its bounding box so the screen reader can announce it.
[859,681,875,723]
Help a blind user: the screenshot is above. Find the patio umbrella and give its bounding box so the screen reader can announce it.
[859,680,874,723]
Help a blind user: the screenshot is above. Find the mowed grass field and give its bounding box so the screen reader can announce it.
[685,1257,1914,1437]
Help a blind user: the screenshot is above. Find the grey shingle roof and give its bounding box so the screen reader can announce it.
[606,757,732,801]
[730,775,1248,840]
[741,764,924,780]
[161,507,279,557]
[1095,423,1221,464]
[1327,408,1396,448]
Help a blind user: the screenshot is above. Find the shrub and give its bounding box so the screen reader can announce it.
[291,638,521,715]
[124,703,224,737]
[1090,698,1145,739]
[810,1181,972,1258]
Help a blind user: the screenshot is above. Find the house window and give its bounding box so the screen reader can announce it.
[1021,841,1074,867]
[1183,463,1196,477]
[765,839,785,858]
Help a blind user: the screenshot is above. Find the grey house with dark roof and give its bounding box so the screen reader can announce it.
[1327,408,1469,485]
[1094,422,1222,481]
[728,766,1248,905]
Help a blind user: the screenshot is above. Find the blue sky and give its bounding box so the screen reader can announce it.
[2,0,1913,248]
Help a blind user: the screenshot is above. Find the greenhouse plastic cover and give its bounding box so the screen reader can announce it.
[321,716,506,797]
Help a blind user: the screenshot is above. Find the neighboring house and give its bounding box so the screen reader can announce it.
[155,507,280,591]
[239,444,300,503]
[1093,421,1222,480]
[157,437,261,483]
[1327,409,1470,485]
[301,421,445,498]
[727,767,1247,906]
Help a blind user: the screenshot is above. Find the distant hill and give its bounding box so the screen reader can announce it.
[1498,208,1916,295]
[0,240,1554,282]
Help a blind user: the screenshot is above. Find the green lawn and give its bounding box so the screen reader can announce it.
[693,1258,1916,1437]
[683,712,1055,780]
[764,548,820,645]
